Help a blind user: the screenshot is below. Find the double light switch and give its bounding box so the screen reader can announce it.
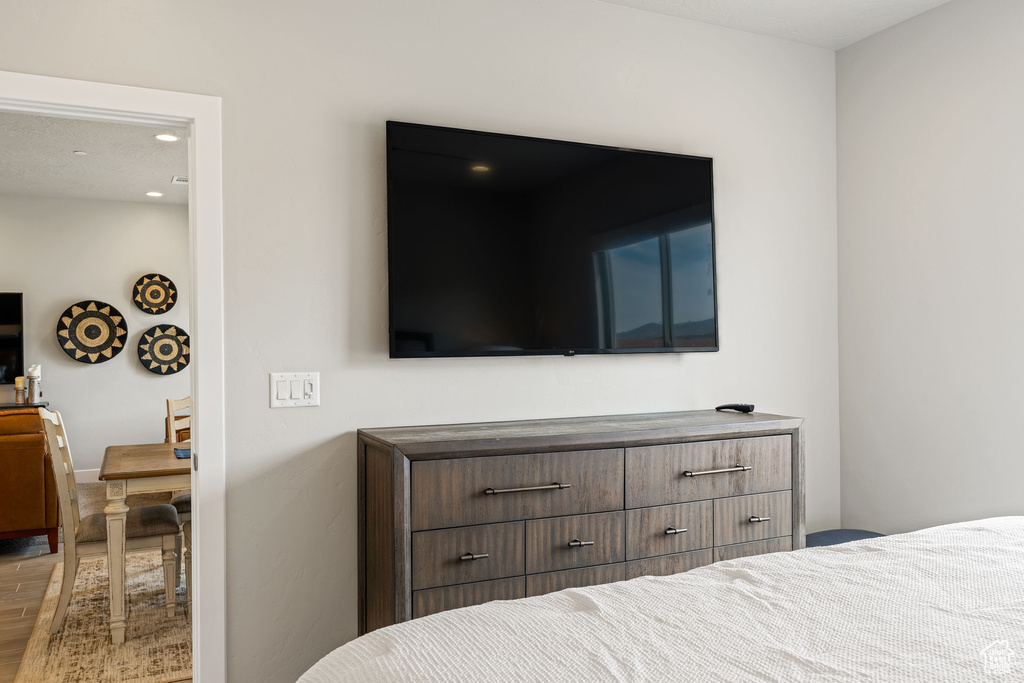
[270,372,320,408]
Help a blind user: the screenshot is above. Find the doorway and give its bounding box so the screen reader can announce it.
[0,70,225,683]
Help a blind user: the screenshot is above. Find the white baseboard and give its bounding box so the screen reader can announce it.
[75,468,101,484]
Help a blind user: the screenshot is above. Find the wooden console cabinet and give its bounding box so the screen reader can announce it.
[358,410,804,634]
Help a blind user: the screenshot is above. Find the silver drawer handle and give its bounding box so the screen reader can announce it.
[460,552,489,561]
[484,482,571,495]
[683,464,751,477]
[665,527,688,535]
[568,538,594,548]
[748,516,770,524]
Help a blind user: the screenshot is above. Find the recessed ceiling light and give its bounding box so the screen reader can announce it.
[471,165,490,173]
[155,134,178,142]
[146,191,164,197]
[72,150,88,155]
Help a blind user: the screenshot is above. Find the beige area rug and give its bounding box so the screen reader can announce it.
[16,550,191,683]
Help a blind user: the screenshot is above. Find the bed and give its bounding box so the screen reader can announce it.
[300,517,1024,682]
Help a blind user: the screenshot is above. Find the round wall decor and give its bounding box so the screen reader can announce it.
[56,300,128,364]
[138,325,190,375]
[133,273,177,314]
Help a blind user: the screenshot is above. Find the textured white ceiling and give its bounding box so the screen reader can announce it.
[0,111,188,205]
[592,0,954,50]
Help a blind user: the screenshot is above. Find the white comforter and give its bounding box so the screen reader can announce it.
[300,517,1024,682]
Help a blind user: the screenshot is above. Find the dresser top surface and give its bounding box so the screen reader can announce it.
[359,410,802,458]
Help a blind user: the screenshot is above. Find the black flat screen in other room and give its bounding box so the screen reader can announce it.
[0,293,24,384]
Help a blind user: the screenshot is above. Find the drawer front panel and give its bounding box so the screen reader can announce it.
[526,563,626,597]
[626,435,791,508]
[626,548,713,579]
[713,491,792,547]
[625,500,712,560]
[526,511,624,574]
[413,577,526,619]
[411,449,624,531]
[412,522,525,591]
[714,536,793,562]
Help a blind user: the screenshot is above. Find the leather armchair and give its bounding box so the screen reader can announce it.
[0,408,59,552]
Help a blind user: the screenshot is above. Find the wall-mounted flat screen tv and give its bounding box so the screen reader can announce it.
[386,121,718,358]
[0,293,24,384]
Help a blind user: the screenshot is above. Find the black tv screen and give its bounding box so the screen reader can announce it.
[386,121,718,358]
[0,293,24,384]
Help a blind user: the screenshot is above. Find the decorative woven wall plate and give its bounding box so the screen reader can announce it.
[133,273,177,314]
[56,301,128,363]
[138,325,190,374]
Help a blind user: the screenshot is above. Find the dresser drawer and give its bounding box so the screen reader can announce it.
[526,563,626,597]
[412,522,525,591]
[713,490,792,547]
[714,536,793,562]
[411,449,624,531]
[625,435,791,508]
[413,577,526,619]
[526,511,624,574]
[626,548,713,579]
[625,500,712,560]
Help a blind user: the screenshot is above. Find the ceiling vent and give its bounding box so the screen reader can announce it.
[171,176,188,185]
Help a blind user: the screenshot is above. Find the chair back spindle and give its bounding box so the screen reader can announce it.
[166,397,191,443]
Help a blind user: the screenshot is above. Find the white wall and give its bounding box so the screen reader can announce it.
[0,1,840,680]
[0,194,190,471]
[837,0,1024,533]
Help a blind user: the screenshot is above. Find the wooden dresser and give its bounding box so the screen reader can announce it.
[358,410,804,634]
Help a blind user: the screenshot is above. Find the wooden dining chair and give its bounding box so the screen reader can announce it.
[170,492,191,613]
[164,397,193,610]
[180,518,191,614]
[39,409,180,634]
[166,397,191,444]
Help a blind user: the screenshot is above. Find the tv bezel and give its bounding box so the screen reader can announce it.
[385,120,719,359]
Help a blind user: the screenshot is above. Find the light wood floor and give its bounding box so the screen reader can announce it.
[0,544,61,683]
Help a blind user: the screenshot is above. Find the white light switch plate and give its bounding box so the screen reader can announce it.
[270,372,320,408]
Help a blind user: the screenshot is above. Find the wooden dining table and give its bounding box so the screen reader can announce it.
[99,441,191,644]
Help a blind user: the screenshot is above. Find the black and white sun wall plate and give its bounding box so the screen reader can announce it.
[138,324,190,375]
[132,273,177,314]
[55,300,128,364]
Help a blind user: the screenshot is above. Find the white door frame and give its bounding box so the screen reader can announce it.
[0,70,226,682]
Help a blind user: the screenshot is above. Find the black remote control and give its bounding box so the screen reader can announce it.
[715,403,755,413]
